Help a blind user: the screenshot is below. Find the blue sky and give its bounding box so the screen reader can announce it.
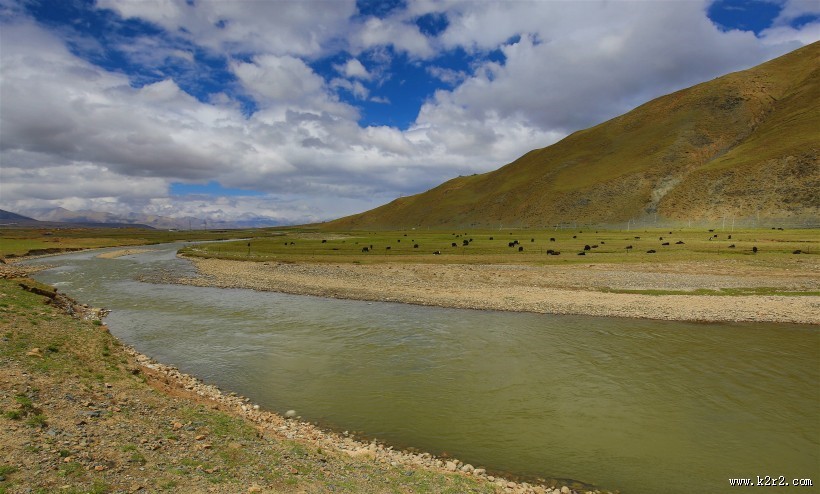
[0,0,817,225]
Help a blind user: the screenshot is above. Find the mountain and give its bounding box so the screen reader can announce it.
[0,209,40,225]
[26,207,279,230]
[326,42,819,230]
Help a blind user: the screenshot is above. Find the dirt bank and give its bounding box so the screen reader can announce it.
[175,257,820,324]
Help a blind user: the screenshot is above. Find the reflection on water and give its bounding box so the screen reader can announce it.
[28,245,820,494]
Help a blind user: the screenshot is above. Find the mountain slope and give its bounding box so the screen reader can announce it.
[327,42,819,230]
[0,209,38,223]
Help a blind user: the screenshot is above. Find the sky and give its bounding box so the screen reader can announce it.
[0,0,818,226]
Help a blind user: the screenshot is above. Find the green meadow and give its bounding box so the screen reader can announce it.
[0,227,256,258]
[180,227,818,266]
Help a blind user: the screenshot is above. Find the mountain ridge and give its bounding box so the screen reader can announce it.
[20,207,278,230]
[325,42,819,230]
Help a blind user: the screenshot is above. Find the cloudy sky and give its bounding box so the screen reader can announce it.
[1,0,817,225]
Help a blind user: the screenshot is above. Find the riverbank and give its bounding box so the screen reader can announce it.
[174,257,820,324]
[0,267,608,494]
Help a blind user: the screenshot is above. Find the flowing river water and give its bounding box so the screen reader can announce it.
[26,243,819,493]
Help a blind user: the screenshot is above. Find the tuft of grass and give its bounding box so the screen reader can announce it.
[129,452,147,465]
[25,413,48,428]
[58,461,84,477]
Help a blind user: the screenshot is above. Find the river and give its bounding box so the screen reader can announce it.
[26,243,820,493]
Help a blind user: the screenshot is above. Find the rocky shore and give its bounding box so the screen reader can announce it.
[173,257,820,324]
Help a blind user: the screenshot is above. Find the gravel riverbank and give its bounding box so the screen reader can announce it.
[174,257,820,324]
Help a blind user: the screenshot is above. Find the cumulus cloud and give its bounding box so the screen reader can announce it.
[351,15,436,58]
[772,0,820,25]
[97,0,358,57]
[427,65,468,85]
[335,58,373,80]
[419,1,804,134]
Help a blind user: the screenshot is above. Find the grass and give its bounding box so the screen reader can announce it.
[25,413,47,428]
[180,226,818,269]
[0,226,257,257]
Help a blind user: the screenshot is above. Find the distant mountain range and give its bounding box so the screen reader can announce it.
[1,207,278,230]
[0,208,152,229]
[326,42,819,229]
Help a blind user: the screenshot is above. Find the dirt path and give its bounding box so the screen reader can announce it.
[176,258,820,324]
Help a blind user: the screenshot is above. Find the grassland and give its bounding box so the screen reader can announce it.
[0,227,258,258]
[180,226,818,269]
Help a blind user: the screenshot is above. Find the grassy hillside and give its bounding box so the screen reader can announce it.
[326,42,819,230]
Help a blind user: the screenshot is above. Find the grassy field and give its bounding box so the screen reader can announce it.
[0,227,258,258]
[179,227,819,266]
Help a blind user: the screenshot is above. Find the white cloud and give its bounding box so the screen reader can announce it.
[330,78,370,100]
[416,1,808,134]
[231,55,327,104]
[427,65,468,85]
[336,58,372,80]
[761,0,820,45]
[97,0,358,57]
[772,0,820,25]
[351,15,436,58]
